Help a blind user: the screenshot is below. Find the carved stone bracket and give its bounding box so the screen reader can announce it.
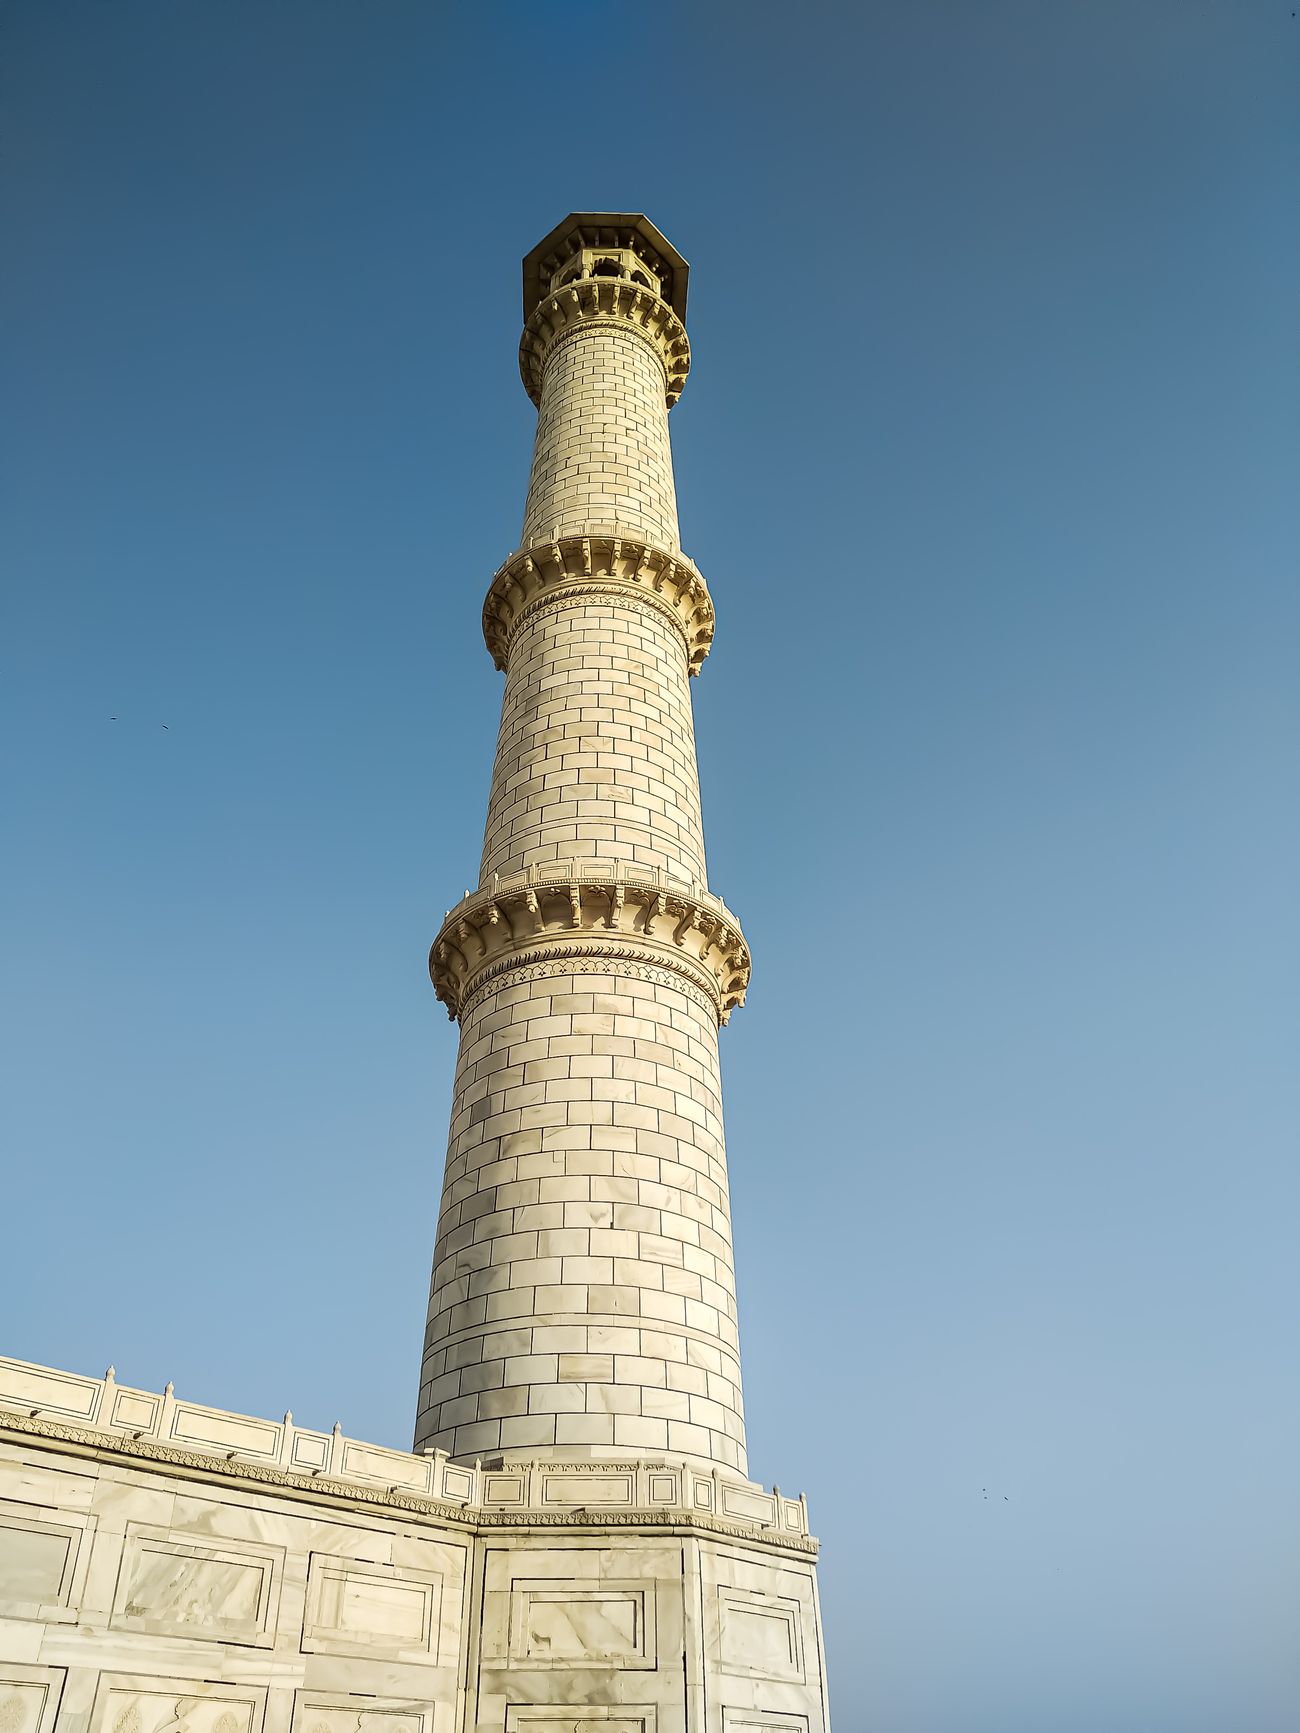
[430,862,750,1025]
[519,277,691,407]
[483,534,715,676]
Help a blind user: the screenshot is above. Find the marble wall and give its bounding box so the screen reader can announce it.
[0,1365,829,1733]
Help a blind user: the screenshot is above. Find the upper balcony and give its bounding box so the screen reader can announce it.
[522,212,689,323]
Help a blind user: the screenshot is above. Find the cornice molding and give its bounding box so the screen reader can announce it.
[483,534,714,676]
[519,279,691,407]
[430,863,750,1026]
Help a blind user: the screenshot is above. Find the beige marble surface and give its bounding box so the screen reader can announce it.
[417,214,756,1478]
[0,1415,829,1733]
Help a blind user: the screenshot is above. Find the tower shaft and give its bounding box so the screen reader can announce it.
[482,306,705,887]
[417,216,750,1478]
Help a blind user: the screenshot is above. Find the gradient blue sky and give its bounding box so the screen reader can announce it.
[4,4,1298,1728]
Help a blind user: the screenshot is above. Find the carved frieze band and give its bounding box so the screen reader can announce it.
[483,534,715,676]
[519,279,691,407]
[429,865,750,1025]
[457,955,718,1025]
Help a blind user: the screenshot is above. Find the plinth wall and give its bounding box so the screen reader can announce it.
[0,1357,828,1733]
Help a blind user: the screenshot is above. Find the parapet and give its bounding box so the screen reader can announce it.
[0,1354,810,1545]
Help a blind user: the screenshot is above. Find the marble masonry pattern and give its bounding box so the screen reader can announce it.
[0,1356,828,1732]
[3,213,831,1730]
[416,215,760,1479]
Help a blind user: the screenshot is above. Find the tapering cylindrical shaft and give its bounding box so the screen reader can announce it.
[521,316,681,548]
[417,218,749,1476]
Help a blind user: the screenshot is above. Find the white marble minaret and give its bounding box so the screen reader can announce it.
[0,215,831,1733]
[417,214,753,1478]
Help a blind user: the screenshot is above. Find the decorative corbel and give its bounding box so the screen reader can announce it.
[457,919,482,962]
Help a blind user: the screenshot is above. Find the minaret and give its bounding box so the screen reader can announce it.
[0,212,830,1733]
[417,214,752,1479]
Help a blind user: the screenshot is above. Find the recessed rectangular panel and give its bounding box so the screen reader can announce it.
[721,1715,809,1733]
[338,1441,431,1492]
[0,1499,93,1621]
[719,1484,776,1524]
[441,1467,474,1502]
[0,1360,101,1420]
[89,1677,265,1733]
[290,1432,329,1470]
[290,1694,434,1733]
[167,1405,280,1460]
[110,1391,161,1430]
[303,1555,442,1660]
[331,1575,426,1642]
[510,1586,648,1666]
[539,1473,633,1507]
[504,1712,653,1733]
[0,1517,76,1608]
[0,1667,66,1733]
[111,1527,281,1647]
[717,1587,804,1682]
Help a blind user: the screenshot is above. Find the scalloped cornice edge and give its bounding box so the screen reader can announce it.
[430,862,750,1025]
[483,534,714,676]
[519,278,691,407]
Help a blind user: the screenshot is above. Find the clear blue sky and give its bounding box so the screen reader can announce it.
[3,3,1297,1727]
